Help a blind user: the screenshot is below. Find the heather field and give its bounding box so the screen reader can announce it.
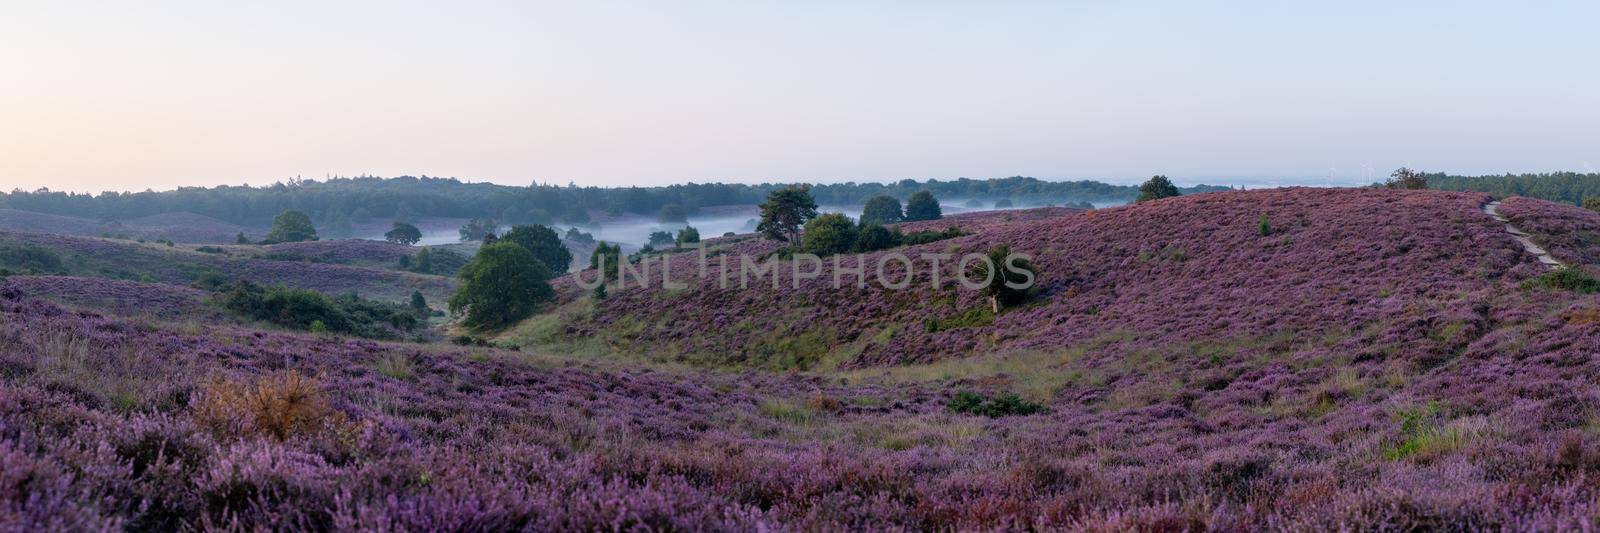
[10,188,1600,530]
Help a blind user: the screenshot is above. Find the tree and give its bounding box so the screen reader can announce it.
[410,290,428,313]
[904,191,943,221]
[676,226,700,247]
[1136,176,1180,203]
[1584,197,1600,213]
[860,195,904,225]
[994,198,1014,209]
[658,204,688,223]
[385,222,422,245]
[1387,167,1427,190]
[448,242,553,330]
[757,186,818,243]
[565,227,596,246]
[589,241,622,280]
[236,232,250,245]
[647,230,675,247]
[459,218,497,242]
[501,224,573,275]
[266,210,318,243]
[801,213,858,256]
[968,245,1036,314]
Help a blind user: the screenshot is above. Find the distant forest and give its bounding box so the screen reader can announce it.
[1428,172,1600,205]
[0,176,1230,227]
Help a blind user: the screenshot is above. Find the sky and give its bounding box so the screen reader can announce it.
[3,1,1597,193]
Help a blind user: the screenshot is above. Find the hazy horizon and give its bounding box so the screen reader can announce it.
[6,1,1597,193]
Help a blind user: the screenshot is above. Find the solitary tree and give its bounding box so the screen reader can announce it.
[647,231,674,247]
[904,191,943,221]
[676,226,701,248]
[385,222,422,245]
[1386,167,1428,190]
[993,198,1014,209]
[448,242,553,330]
[589,241,623,280]
[658,204,689,223]
[757,186,819,243]
[802,213,859,256]
[459,218,498,242]
[501,224,573,275]
[410,290,428,313]
[860,195,904,225]
[266,210,318,243]
[1137,176,1181,203]
[968,245,1036,314]
[565,227,596,245]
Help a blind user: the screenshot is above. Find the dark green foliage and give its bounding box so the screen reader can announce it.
[658,204,688,223]
[592,283,607,300]
[405,247,468,276]
[647,231,674,247]
[924,307,993,333]
[236,232,250,244]
[565,227,596,246]
[1525,267,1600,294]
[902,226,966,246]
[190,270,230,291]
[968,245,1037,313]
[449,242,554,330]
[1258,215,1272,236]
[675,226,700,247]
[459,218,498,242]
[1584,198,1600,213]
[385,222,422,245]
[904,191,942,221]
[860,195,904,225]
[1137,175,1181,202]
[993,198,1014,208]
[1386,167,1427,190]
[946,391,1045,417]
[220,282,422,339]
[562,205,592,225]
[590,242,623,280]
[195,246,228,254]
[410,290,428,313]
[801,213,858,256]
[854,223,903,252]
[265,210,318,243]
[757,186,819,242]
[501,224,573,275]
[0,243,63,273]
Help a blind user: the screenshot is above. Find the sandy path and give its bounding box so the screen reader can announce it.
[1483,200,1562,269]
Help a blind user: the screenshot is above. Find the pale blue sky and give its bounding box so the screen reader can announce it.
[3,1,1596,192]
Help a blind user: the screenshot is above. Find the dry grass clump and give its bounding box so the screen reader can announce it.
[193,370,348,441]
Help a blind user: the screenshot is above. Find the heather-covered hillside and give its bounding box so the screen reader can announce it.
[0,209,255,244]
[0,231,453,304]
[8,188,1600,529]
[545,188,1534,367]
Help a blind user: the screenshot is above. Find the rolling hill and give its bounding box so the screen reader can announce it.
[7,187,1600,529]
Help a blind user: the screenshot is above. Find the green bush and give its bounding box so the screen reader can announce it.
[801,213,858,256]
[1525,267,1600,293]
[854,224,904,253]
[860,195,904,225]
[0,243,63,273]
[449,242,554,330]
[902,226,965,246]
[220,282,422,339]
[904,191,942,221]
[947,391,1045,417]
[265,210,318,243]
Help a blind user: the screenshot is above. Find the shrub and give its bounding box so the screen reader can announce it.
[265,210,318,243]
[1525,267,1600,294]
[449,242,555,330]
[1258,215,1272,236]
[1136,175,1180,202]
[902,226,965,246]
[924,307,994,333]
[590,242,622,280]
[1584,197,1600,213]
[220,282,422,339]
[861,195,904,225]
[904,191,942,221]
[0,243,63,273]
[195,246,228,254]
[802,213,858,256]
[968,245,1036,313]
[1386,167,1428,190]
[565,227,596,245]
[384,222,422,245]
[406,247,468,276]
[946,391,1045,417]
[501,224,573,275]
[854,223,903,253]
[993,198,1014,208]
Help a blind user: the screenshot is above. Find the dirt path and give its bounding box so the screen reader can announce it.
[1483,200,1563,269]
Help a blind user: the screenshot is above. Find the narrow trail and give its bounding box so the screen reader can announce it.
[1482,200,1563,269]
